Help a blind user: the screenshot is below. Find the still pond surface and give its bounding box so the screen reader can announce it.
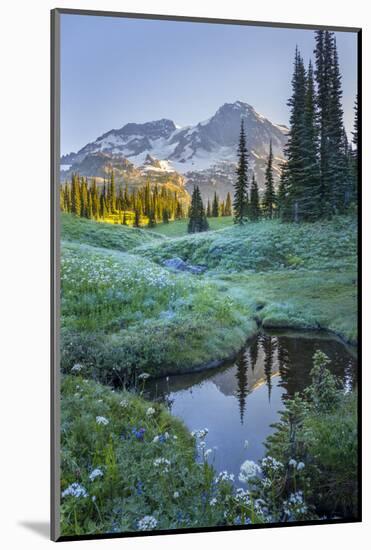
[147,330,357,482]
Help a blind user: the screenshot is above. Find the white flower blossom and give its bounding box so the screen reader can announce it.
[96,416,109,426]
[153,458,171,472]
[138,373,150,380]
[137,515,158,531]
[288,458,297,468]
[173,491,179,499]
[62,483,88,499]
[238,460,261,483]
[119,399,129,408]
[146,407,156,417]
[297,462,305,471]
[89,468,103,481]
[71,363,83,373]
[215,471,235,483]
[209,498,217,506]
[191,428,209,439]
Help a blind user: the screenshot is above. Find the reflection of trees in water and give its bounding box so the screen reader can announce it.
[260,334,275,402]
[235,350,249,424]
[249,338,259,372]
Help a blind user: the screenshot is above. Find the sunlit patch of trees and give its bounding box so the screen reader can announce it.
[60,172,187,227]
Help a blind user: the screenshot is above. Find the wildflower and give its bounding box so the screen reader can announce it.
[297,462,305,471]
[152,435,160,443]
[153,457,171,472]
[132,427,146,441]
[119,399,129,408]
[238,460,261,483]
[146,407,156,417]
[215,471,235,483]
[96,416,109,426]
[71,363,83,373]
[235,488,251,504]
[209,498,217,506]
[244,440,249,449]
[62,483,88,499]
[138,373,150,380]
[137,515,158,531]
[288,458,297,468]
[191,428,209,439]
[89,468,103,481]
[261,456,283,471]
[173,491,180,499]
[204,448,213,458]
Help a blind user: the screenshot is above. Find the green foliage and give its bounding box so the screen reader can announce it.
[61,213,164,252]
[61,375,270,536]
[254,351,358,520]
[233,121,249,224]
[60,241,254,382]
[188,186,209,233]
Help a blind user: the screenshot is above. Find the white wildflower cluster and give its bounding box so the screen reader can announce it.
[96,416,109,426]
[283,491,308,518]
[173,491,180,499]
[119,399,129,408]
[89,468,104,482]
[288,458,305,471]
[234,488,251,505]
[137,515,158,531]
[191,428,209,439]
[215,471,235,484]
[62,483,88,499]
[146,407,156,417]
[138,372,150,380]
[261,456,284,471]
[153,457,171,472]
[238,460,262,483]
[254,498,268,517]
[152,432,170,443]
[209,498,217,507]
[71,363,84,373]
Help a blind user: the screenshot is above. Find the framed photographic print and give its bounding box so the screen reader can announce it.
[51,8,361,542]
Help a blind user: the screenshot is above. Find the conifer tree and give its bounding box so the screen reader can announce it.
[206,199,211,217]
[133,208,140,228]
[301,60,321,220]
[249,173,261,221]
[188,186,209,233]
[212,192,219,217]
[122,211,128,225]
[71,174,81,216]
[225,192,232,216]
[262,140,276,219]
[108,171,116,212]
[233,120,249,224]
[283,47,307,221]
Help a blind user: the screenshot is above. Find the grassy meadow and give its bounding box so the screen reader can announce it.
[60,212,358,535]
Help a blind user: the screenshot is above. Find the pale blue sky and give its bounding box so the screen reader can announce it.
[61,14,358,155]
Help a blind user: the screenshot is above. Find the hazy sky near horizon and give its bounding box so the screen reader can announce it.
[60,14,358,155]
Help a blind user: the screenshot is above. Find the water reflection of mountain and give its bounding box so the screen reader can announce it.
[147,330,357,423]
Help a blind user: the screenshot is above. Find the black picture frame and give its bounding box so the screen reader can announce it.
[51,8,362,542]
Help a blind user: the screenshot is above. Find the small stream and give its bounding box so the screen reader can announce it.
[146,330,357,483]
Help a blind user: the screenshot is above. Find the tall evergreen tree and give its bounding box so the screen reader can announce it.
[262,140,276,219]
[224,192,232,216]
[283,47,307,222]
[71,174,81,216]
[206,199,211,217]
[249,173,261,221]
[301,59,321,220]
[188,186,209,233]
[327,36,345,213]
[212,192,220,217]
[233,120,249,224]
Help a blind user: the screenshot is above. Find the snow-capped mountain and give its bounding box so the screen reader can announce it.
[61,101,288,199]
